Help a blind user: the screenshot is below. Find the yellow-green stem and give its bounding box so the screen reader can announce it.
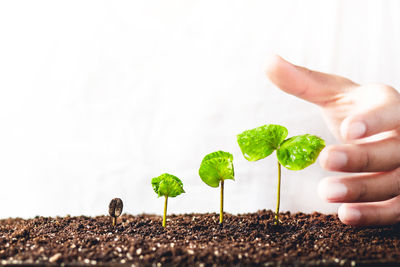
[274,161,282,225]
[220,179,224,224]
[163,196,168,227]
[112,217,116,226]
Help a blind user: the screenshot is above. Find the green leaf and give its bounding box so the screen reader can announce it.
[199,151,234,188]
[237,124,288,161]
[151,173,185,198]
[277,134,325,170]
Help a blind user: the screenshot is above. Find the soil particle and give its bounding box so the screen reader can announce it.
[1,210,400,266]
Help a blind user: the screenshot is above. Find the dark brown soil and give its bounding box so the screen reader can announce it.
[1,210,400,266]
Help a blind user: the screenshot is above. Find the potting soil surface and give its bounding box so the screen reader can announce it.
[1,210,400,266]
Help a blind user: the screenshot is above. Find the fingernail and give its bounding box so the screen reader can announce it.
[323,150,348,170]
[347,121,366,139]
[338,206,361,224]
[318,181,347,201]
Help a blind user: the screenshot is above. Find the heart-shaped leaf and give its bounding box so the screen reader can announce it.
[151,173,185,198]
[277,134,325,170]
[199,151,234,188]
[237,124,288,161]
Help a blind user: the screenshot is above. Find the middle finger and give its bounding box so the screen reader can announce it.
[319,135,400,172]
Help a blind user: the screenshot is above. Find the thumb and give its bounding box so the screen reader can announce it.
[266,55,358,106]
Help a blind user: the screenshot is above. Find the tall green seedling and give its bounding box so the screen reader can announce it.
[237,124,325,224]
[199,151,234,224]
[151,173,185,227]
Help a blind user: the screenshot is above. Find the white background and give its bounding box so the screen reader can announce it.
[0,0,399,218]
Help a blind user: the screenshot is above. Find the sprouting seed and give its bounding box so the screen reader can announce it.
[109,198,123,226]
[199,151,234,224]
[151,173,185,227]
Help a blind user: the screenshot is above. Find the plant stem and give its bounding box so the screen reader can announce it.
[220,179,224,224]
[274,161,282,225]
[112,217,116,226]
[163,195,168,227]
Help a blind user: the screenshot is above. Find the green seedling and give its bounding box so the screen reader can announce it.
[108,198,123,226]
[237,124,325,225]
[199,151,234,224]
[151,173,185,227]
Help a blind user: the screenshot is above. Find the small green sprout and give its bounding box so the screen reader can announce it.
[151,173,185,227]
[199,151,234,224]
[108,198,123,226]
[237,124,325,225]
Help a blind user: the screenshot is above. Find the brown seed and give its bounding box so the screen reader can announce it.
[109,198,123,218]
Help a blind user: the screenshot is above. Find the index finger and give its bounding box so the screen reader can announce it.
[266,55,358,106]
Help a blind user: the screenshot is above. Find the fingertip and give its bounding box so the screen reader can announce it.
[338,204,362,225]
[339,117,350,140]
[340,117,367,140]
[318,148,330,169]
[319,146,348,171]
[265,54,286,80]
[317,179,326,201]
[318,178,348,202]
[317,179,327,201]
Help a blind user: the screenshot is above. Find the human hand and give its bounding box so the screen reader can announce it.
[266,55,400,226]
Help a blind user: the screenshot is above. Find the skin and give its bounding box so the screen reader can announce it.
[266,55,400,226]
